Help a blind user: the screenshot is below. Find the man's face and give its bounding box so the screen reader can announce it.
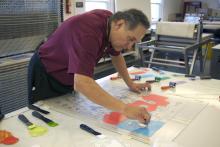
[110,19,146,52]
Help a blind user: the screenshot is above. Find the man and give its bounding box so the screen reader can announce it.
[0,108,4,121]
[28,9,151,124]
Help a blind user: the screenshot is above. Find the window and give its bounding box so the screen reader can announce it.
[85,0,115,12]
[151,0,163,23]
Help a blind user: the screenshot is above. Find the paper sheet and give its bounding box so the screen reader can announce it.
[42,67,212,143]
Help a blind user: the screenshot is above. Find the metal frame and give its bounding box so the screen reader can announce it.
[137,21,211,75]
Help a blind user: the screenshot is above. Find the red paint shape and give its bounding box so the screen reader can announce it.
[103,112,126,125]
[142,94,169,106]
[2,136,19,145]
[129,101,157,112]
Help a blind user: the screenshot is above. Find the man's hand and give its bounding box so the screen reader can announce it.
[122,105,151,124]
[128,82,151,93]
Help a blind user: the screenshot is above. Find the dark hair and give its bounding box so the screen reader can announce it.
[110,9,150,30]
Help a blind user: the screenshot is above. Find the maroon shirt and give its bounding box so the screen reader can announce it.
[39,9,120,86]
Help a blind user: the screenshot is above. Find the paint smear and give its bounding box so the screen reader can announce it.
[142,94,169,106]
[129,71,147,75]
[1,136,19,145]
[103,112,126,125]
[0,130,19,145]
[129,68,148,75]
[0,130,10,143]
[128,94,169,112]
[128,101,157,112]
[117,120,164,137]
[47,121,59,127]
[28,125,48,137]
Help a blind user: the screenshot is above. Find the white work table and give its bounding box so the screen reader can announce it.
[1,67,220,147]
[1,108,146,147]
[213,44,220,49]
[202,33,213,41]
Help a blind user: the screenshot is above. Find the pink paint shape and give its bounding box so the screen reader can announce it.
[103,112,126,125]
[129,69,148,75]
[142,94,169,106]
[128,101,157,112]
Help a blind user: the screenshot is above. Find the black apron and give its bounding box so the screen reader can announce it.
[28,51,73,104]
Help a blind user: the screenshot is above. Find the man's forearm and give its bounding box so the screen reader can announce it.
[74,74,126,112]
[111,55,133,87]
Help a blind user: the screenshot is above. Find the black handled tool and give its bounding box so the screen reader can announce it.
[28,105,50,114]
[80,124,105,138]
[18,114,48,137]
[32,111,58,127]
[80,124,101,135]
[18,114,35,129]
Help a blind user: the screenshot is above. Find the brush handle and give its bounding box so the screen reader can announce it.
[18,114,33,127]
[80,124,101,136]
[32,111,52,123]
[28,105,50,114]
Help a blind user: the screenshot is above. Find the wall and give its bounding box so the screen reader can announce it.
[116,0,185,22]
[163,0,183,21]
[115,0,151,22]
[63,0,187,22]
[64,0,151,21]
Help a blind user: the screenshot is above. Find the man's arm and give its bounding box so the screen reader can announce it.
[74,74,151,123]
[74,74,125,112]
